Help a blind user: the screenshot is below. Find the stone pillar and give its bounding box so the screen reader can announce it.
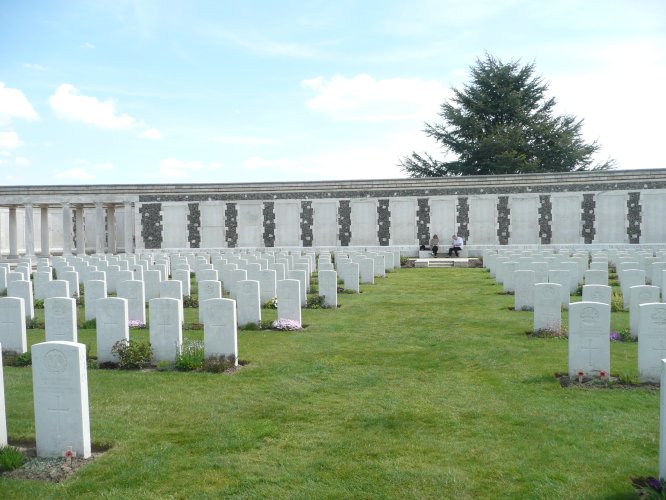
[75,205,85,255]
[95,202,105,254]
[123,201,133,254]
[40,205,50,257]
[8,206,18,258]
[62,202,72,255]
[24,203,35,258]
[107,205,116,254]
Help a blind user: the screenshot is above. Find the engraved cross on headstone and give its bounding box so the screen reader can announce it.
[47,393,68,447]
[580,335,601,369]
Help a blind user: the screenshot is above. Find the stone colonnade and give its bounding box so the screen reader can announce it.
[2,201,134,258]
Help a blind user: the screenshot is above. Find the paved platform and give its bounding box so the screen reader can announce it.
[412,257,478,268]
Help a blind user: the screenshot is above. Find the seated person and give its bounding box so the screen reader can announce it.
[429,234,440,257]
[448,234,464,257]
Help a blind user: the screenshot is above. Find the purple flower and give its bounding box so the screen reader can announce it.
[647,477,664,492]
[609,331,621,342]
[271,319,302,331]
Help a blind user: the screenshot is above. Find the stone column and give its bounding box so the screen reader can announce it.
[123,201,133,254]
[62,202,72,255]
[95,202,105,254]
[40,205,50,257]
[107,204,116,254]
[75,205,85,255]
[24,203,35,258]
[8,206,18,258]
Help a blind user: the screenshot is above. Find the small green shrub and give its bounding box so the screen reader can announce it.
[202,354,237,373]
[306,295,326,309]
[175,340,204,371]
[111,339,152,369]
[155,360,174,372]
[400,256,409,266]
[183,295,199,308]
[0,446,25,471]
[33,299,45,309]
[611,291,624,312]
[262,298,278,309]
[3,351,32,367]
[26,319,45,330]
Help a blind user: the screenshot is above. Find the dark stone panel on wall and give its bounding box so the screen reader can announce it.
[225,203,238,248]
[456,197,470,243]
[581,194,596,244]
[139,203,163,249]
[627,192,641,244]
[139,179,666,204]
[538,195,552,245]
[72,211,78,248]
[497,196,510,245]
[416,198,430,246]
[187,202,201,248]
[377,199,390,246]
[338,200,351,246]
[262,202,275,247]
[301,201,314,247]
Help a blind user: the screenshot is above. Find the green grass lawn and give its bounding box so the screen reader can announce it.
[0,268,655,498]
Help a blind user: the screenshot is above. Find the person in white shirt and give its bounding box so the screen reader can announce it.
[448,234,464,257]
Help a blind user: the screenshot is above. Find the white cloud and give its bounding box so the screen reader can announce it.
[139,128,162,140]
[93,162,115,171]
[0,82,39,125]
[23,63,48,71]
[15,156,30,166]
[0,131,23,149]
[54,167,95,180]
[80,42,96,49]
[159,158,223,178]
[213,135,279,146]
[49,84,138,129]
[302,74,448,122]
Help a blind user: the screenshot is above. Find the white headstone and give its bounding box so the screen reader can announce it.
[198,280,222,323]
[340,262,360,293]
[621,269,646,309]
[584,269,608,286]
[33,271,52,300]
[502,262,518,293]
[548,270,570,309]
[171,269,191,297]
[149,298,182,363]
[62,271,80,298]
[582,284,611,305]
[32,341,91,458]
[236,280,261,326]
[117,279,146,324]
[44,280,70,299]
[197,269,218,282]
[84,280,107,321]
[45,297,77,342]
[287,269,307,306]
[202,298,238,363]
[268,263,286,281]
[228,269,248,299]
[0,341,6,445]
[96,297,129,364]
[144,269,162,301]
[277,279,301,324]
[0,297,27,353]
[630,285,661,339]
[259,269,277,305]
[8,280,34,319]
[318,270,337,308]
[568,301,611,377]
[638,303,666,383]
[359,258,374,285]
[514,270,535,311]
[533,283,562,333]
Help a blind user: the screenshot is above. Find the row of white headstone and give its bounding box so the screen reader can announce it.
[483,248,666,383]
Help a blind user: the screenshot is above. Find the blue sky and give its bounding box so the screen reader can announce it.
[1,0,664,185]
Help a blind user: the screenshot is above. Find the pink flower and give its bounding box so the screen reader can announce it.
[576,370,585,378]
[599,370,608,379]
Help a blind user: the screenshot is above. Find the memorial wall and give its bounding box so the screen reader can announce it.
[1,168,665,257]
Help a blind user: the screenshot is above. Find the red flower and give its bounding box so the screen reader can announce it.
[576,370,585,377]
[599,370,608,379]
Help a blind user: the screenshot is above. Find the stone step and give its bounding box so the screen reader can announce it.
[428,261,454,268]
